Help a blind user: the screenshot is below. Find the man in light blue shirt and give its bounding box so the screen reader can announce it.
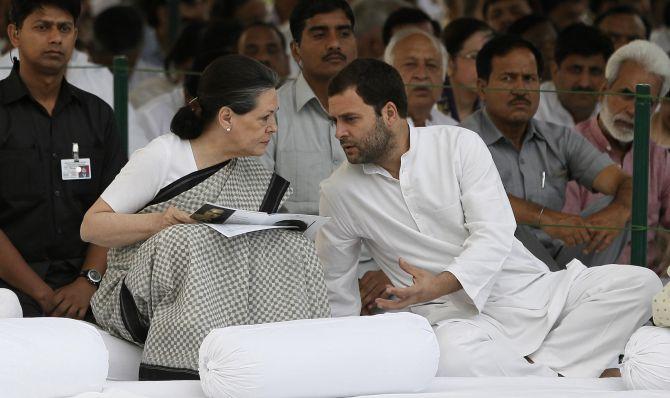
[261,0,357,215]
[462,35,632,268]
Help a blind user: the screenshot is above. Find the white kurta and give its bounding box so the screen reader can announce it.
[317,124,660,377]
[134,86,184,151]
[408,105,458,127]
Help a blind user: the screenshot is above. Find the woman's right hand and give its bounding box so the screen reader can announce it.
[157,206,197,232]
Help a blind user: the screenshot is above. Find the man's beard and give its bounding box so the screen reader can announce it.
[342,118,394,164]
[600,100,634,143]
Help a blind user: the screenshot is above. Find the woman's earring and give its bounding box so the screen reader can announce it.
[225,126,231,132]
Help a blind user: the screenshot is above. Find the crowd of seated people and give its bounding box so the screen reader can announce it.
[1,0,670,383]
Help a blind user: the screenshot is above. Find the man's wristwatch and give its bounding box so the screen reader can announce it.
[79,269,102,288]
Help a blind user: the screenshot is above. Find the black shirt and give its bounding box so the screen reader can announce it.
[0,61,126,278]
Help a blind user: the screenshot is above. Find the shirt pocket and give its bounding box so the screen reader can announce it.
[0,147,46,201]
[420,201,468,244]
[63,145,105,202]
[537,167,568,210]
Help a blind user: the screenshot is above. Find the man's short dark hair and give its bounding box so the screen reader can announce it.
[240,22,287,52]
[540,0,583,14]
[442,17,493,57]
[163,21,207,73]
[554,23,613,66]
[139,0,199,28]
[476,34,544,81]
[483,0,532,17]
[93,6,144,54]
[328,58,408,118]
[382,7,440,46]
[290,0,355,44]
[10,0,81,27]
[593,5,651,39]
[184,49,233,98]
[507,14,552,36]
[197,19,243,56]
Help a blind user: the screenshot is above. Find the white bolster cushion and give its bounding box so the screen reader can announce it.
[96,327,143,381]
[621,326,670,390]
[0,288,22,318]
[198,313,439,398]
[0,318,109,398]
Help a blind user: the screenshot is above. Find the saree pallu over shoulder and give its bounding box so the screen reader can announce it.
[90,157,330,380]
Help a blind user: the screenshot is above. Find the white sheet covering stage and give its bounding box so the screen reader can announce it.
[81,377,668,398]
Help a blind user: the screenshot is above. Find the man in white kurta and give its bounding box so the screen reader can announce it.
[317,58,662,378]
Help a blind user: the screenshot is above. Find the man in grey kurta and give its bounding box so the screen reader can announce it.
[461,35,632,267]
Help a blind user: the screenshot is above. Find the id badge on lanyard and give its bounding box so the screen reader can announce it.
[60,143,91,180]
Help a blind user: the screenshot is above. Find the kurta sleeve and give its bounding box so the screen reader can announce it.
[316,187,363,317]
[443,130,517,312]
[659,153,670,229]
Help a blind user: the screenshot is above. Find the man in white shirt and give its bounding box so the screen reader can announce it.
[535,24,613,128]
[261,0,357,215]
[317,58,661,377]
[384,28,457,127]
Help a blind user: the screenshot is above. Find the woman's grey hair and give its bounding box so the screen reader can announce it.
[383,27,448,77]
[605,40,670,97]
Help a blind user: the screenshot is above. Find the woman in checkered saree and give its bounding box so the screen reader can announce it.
[81,55,331,380]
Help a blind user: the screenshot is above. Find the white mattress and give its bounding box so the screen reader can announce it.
[75,377,668,398]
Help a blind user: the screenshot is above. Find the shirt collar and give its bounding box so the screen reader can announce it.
[583,115,616,153]
[1,60,79,108]
[477,108,544,146]
[295,72,319,111]
[1,60,29,105]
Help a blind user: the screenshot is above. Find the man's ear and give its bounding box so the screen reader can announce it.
[597,80,608,103]
[7,24,19,48]
[476,78,488,100]
[550,61,559,81]
[382,101,399,126]
[290,40,302,67]
[447,57,456,76]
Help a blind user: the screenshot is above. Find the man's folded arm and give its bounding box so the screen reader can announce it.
[591,164,632,214]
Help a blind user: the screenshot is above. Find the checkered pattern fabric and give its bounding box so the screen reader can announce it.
[91,157,331,372]
[653,278,670,327]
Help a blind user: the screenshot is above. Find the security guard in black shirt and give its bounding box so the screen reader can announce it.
[0,0,125,318]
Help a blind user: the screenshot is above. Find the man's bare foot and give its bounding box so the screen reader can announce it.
[600,368,621,378]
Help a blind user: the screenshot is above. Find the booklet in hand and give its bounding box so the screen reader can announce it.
[190,203,330,239]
